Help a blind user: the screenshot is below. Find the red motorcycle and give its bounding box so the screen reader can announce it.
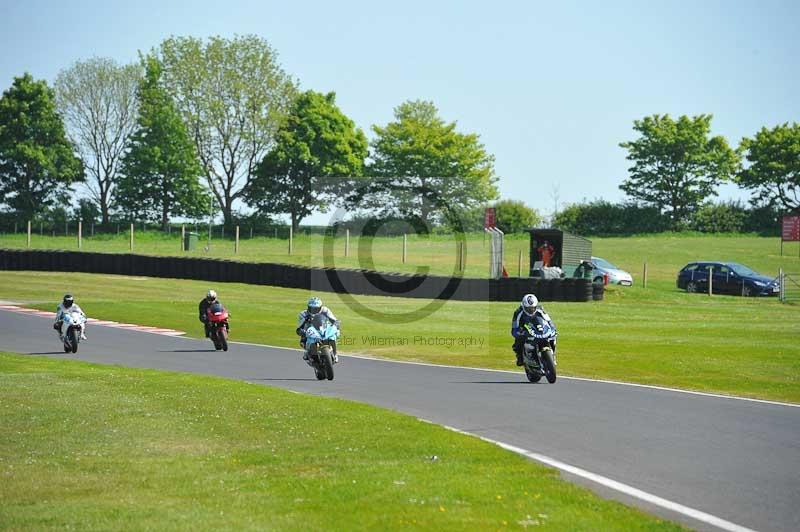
[206,302,230,351]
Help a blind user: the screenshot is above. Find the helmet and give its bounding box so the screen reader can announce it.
[206,289,217,302]
[521,294,538,316]
[63,294,74,308]
[307,296,322,314]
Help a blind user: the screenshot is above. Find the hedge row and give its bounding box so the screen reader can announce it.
[0,249,601,303]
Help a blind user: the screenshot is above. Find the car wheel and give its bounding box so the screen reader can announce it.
[687,281,698,293]
[742,285,753,297]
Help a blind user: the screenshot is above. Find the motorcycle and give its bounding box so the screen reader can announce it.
[61,310,87,354]
[205,302,230,351]
[522,314,558,384]
[303,314,340,381]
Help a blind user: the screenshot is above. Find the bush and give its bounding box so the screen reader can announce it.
[553,200,667,235]
[689,201,747,233]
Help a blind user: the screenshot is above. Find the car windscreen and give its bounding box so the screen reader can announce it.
[729,263,759,277]
[592,257,616,269]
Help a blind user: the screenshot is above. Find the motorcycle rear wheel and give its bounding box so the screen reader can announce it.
[525,366,542,383]
[541,348,557,383]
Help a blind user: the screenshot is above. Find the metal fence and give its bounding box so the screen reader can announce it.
[779,270,800,303]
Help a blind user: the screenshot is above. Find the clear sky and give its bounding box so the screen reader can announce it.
[2,0,798,222]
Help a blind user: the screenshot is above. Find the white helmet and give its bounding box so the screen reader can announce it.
[206,289,217,302]
[521,293,538,316]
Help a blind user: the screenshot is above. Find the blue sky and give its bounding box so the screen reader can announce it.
[2,0,798,222]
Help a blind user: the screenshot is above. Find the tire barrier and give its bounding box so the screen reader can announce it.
[0,249,601,303]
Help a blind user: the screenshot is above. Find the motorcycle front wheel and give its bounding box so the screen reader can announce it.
[321,346,334,381]
[219,327,228,351]
[541,348,557,383]
[69,328,79,353]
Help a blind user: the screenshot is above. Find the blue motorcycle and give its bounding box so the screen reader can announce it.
[522,314,558,384]
[304,314,340,381]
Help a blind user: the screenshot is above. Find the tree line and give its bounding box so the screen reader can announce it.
[1,35,797,236]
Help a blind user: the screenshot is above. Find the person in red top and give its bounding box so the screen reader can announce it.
[538,240,555,267]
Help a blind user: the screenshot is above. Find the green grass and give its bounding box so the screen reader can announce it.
[2,230,799,283]
[2,270,799,403]
[0,353,682,530]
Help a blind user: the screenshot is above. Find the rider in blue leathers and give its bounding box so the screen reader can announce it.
[511,293,555,366]
[296,296,341,363]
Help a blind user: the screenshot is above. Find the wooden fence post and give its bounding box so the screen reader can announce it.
[708,266,713,296]
[130,223,134,251]
[402,234,407,263]
[518,249,522,277]
[27,221,31,248]
[78,221,82,250]
[235,225,240,254]
[345,228,350,257]
[181,225,185,251]
[289,226,293,255]
[643,262,648,289]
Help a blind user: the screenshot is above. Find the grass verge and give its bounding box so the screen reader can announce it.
[0,352,682,530]
[2,271,799,403]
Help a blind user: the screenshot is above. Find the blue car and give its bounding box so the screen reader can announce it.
[676,261,780,296]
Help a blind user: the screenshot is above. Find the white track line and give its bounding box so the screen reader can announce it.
[434,423,756,532]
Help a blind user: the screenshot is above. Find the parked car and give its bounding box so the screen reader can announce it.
[676,261,780,296]
[590,256,633,286]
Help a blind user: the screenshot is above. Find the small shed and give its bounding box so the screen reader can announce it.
[528,228,592,277]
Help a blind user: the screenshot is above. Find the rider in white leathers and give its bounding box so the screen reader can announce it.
[54,294,87,340]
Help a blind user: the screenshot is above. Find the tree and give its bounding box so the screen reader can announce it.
[55,57,141,224]
[157,35,297,228]
[245,91,367,231]
[494,199,542,233]
[362,100,498,228]
[738,123,800,213]
[0,74,82,220]
[619,114,738,229]
[117,56,209,229]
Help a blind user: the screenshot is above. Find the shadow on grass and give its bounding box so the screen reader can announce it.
[27,351,69,355]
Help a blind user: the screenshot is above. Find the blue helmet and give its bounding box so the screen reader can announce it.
[307,296,322,314]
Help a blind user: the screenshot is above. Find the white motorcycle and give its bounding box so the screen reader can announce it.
[60,310,87,353]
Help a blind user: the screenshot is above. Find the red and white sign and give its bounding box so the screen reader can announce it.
[782,216,800,242]
[484,207,496,229]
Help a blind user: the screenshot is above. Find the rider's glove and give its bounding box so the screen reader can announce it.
[295,327,304,336]
[53,322,60,331]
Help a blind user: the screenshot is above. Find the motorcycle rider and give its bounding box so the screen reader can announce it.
[296,296,340,364]
[198,289,225,338]
[510,293,555,366]
[54,294,87,340]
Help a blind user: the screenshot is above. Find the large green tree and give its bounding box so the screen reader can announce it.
[0,74,82,220]
[117,57,209,229]
[494,199,542,234]
[157,35,297,228]
[619,114,738,229]
[245,90,367,231]
[55,57,142,224]
[738,123,800,213]
[362,100,498,228]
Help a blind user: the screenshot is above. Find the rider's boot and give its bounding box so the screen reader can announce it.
[515,351,524,366]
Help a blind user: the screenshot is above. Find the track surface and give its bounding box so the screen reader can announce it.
[1,309,798,532]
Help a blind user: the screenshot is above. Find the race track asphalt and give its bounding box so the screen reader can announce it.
[1,309,798,532]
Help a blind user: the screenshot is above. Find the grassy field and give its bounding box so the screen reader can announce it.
[1,230,798,283]
[0,352,682,530]
[2,270,798,403]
